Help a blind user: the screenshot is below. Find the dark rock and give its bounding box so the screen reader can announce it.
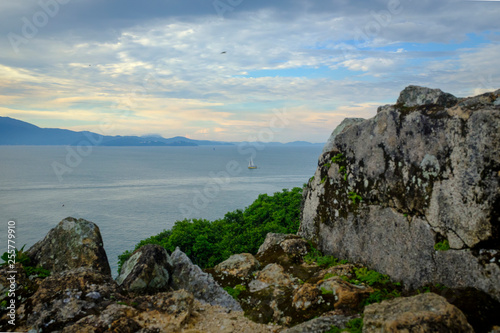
[170,247,242,311]
[363,293,474,333]
[115,244,172,294]
[27,217,111,276]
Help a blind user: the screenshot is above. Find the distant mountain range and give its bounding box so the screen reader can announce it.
[0,116,324,147]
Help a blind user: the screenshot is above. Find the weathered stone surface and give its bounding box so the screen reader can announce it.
[19,267,120,332]
[27,217,111,275]
[282,314,354,333]
[170,247,242,311]
[115,244,172,294]
[322,118,366,154]
[249,263,298,292]
[214,253,260,279]
[318,276,372,311]
[257,233,302,255]
[300,87,500,300]
[396,85,458,108]
[363,293,474,333]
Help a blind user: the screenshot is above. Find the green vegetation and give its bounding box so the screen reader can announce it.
[303,245,348,268]
[224,284,247,300]
[327,317,363,333]
[363,288,401,306]
[0,245,50,278]
[321,176,327,184]
[331,153,345,164]
[346,266,391,286]
[348,191,362,205]
[434,239,450,251]
[321,287,334,295]
[118,187,304,273]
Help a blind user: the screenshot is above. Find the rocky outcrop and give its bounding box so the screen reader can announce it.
[322,118,365,154]
[116,244,173,294]
[300,86,500,301]
[27,217,111,275]
[363,292,474,332]
[170,247,242,311]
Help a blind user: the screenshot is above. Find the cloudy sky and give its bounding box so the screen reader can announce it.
[1,0,499,142]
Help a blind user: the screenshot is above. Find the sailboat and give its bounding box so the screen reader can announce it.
[248,157,257,169]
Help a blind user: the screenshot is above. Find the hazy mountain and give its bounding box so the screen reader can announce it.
[0,116,322,146]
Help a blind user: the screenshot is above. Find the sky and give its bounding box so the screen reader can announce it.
[0,0,499,143]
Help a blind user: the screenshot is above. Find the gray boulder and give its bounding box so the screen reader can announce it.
[27,217,111,275]
[170,247,242,311]
[363,293,473,332]
[396,85,458,107]
[300,87,500,300]
[115,244,172,294]
[282,315,353,333]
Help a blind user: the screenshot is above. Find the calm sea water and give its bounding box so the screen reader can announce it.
[0,145,322,275]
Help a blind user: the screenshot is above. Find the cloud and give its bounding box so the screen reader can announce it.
[0,0,499,142]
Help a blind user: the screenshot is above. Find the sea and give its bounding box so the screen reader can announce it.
[0,145,322,276]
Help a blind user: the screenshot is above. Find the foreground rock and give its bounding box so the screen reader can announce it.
[170,247,242,311]
[27,217,111,275]
[116,244,173,294]
[363,293,474,332]
[300,86,500,302]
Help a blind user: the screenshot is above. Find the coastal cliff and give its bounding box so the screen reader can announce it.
[300,86,500,301]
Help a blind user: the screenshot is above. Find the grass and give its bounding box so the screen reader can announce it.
[327,317,363,333]
[223,284,247,300]
[434,239,450,251]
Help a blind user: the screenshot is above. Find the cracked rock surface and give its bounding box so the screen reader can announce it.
[300,86,500,301]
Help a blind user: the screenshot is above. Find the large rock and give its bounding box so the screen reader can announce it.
[396,85,458,107]
[214,253,260,279]
[18,268,120,332]
[300,87,500,301]
[282,314,354,333]
[115,244,173,294]
[27,217,111,275]
[363,293,473,332]
[170,247,242,311]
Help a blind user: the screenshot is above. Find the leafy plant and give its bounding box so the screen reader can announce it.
[349,266,391,286]
[324,163,331,169]
[331,153,345,164]
[321,287,334,295]
[363,289,401,306]
[327,317,363,333]
[323,273,336,280]
[25,266,51,278]
[321,176,327,184]
[1,245,30,266]
[224,284,246,300]
[348,191,362,205]
[304,245,348,268]
[434,239,450,251]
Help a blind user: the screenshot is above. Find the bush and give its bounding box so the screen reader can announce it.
[118,187,303,273]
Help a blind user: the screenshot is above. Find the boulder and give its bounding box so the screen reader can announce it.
[115,244,172,294]
[170,247,242,311]
[214,253,260,279]
[300,87,500,301]
[64,290,194,333]
[363,292,474,332]
[27,217,111,275]
[396,85,458,108]
[19,267,120,332]
[249,263,298,292]
[257,233,300,255]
